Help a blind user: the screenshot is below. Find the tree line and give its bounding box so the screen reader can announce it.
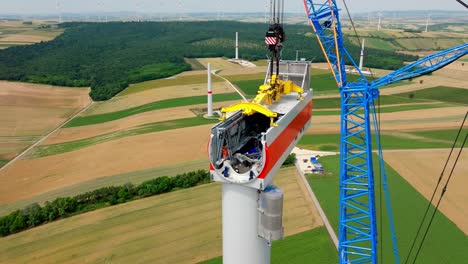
[0,21,417,101]
[0,170,210,237]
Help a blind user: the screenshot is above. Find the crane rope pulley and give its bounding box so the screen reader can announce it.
[221,0,304,127]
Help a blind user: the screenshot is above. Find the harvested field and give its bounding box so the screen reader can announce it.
[0,81,90,161]
[384,149,468,234]
[0,125,213,204]
[86,82,233,116]
[0,167,323,264]
[0,33,55,43]
[0,159,208,216]
[45,100,239,145]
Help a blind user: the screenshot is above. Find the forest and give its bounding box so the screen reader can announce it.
[0,21,417,100]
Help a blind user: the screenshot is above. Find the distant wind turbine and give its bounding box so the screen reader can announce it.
[56,0,62,23]
[425,13,431,33]
[377,12,383,31]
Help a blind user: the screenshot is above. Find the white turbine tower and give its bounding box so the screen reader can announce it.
[178,0,183,21]
[377,12,383,31]
[359,39,365,71]
[97,1,102,22]
[425,14,431,33]
[56,0,62,23]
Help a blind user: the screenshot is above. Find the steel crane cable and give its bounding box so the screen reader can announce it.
[412,126,467,264]
[404,110,468,264]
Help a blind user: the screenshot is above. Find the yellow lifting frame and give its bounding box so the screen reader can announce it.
[220,75,304,126]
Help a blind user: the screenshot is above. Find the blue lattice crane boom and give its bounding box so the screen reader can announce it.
[303,0,468,263]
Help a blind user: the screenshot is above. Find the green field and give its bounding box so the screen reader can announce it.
[66,93,240,127]
[314,86,467,109]
[0,159,208,216]
[31,116,218,158]
[200,227,337,264]
[395,86,468,105]
[298,129,463,152]
[306,155,468,263]
[0,160,8,168]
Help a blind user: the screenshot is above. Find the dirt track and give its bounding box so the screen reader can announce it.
[384,149,468,234]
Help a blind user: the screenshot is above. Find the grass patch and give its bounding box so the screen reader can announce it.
[298,129,461,152]
[200,227,337,264]
[31,116,218,158]
[0,160,8,168]
[66,93,240,127]
[306,155,468,263]
[394,86,468,105]
[232,79,263,96]
[119,74,223,96]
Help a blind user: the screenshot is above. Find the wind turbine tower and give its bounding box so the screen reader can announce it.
[425,14,431,33]
[378,12,383,31]
[235,32,239,60]
[56,0,62,23]
[359,39,365,71]
[207,64,214,117]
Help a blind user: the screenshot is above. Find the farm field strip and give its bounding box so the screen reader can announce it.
[384,149,468,234]
[306,155,468,263]
[66,93,241,127]
[0,167,323,264]
[0,159,208,216]
[29,116,219,158]
[0,124,213,204]
[119,74,224,96]
[44,100,240,145]
[299,128,465,152]
[87,82,234,116]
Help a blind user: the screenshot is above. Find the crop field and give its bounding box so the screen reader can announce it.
[343,28,467,51]
[119,74,224,96]
[0,124,214,204]
[66,93,240,127]
[0,21,63,48]
[87,82,234,116]
[0,167,325,264]
[384,149,468,234]
[0,81,90,167]
[29,116,220,158]
[306,155,468,263]
[0,158,208,216]
[298,128,464,152]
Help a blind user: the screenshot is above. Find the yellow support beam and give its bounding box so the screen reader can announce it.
[220,75,303,126]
